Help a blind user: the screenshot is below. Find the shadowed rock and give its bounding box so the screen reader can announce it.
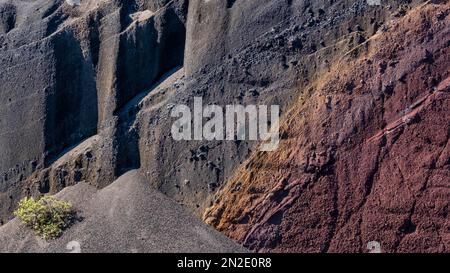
[0,0,447,254]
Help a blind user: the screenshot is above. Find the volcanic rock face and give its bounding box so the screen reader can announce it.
[204,3,450,253]
[139,0,433,217]
[0,0,188,223]
[0,0,448,253]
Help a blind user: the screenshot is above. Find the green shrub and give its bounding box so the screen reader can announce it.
[14,196,75,240]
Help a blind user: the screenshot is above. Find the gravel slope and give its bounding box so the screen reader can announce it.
[0,170,245,253]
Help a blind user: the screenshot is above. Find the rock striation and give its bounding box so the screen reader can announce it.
[0,0,448,253]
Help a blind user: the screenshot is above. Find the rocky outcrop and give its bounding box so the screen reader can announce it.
[0,0,188,224]
[204,2,450,253]
[0,0,448,254]
[137,0,431,217]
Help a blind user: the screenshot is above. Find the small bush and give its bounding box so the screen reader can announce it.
[14,196,75,240]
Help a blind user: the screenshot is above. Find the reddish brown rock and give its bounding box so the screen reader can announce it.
[204,3,450,253]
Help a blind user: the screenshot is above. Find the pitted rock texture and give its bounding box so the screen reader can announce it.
[204,3,450,253]
[0,0,188,224]
[0,0,448,254]
[138,0,431,217]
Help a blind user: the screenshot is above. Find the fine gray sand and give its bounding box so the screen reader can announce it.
[0,170,245,253]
